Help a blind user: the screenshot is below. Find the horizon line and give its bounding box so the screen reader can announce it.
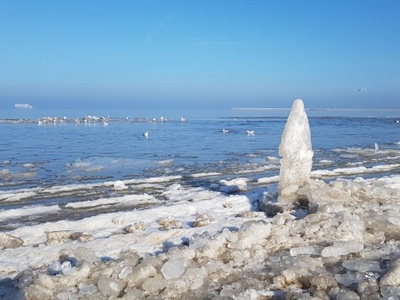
[231,108,400,111]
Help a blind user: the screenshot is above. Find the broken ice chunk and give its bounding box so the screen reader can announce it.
[97,276,124,297]
[79,283,97,296]
[61,261,73,276]
[189,231,211,249]
[342,260,381,273]
[160,259,186,279]
[290,246,321,256]
[321,241,364,257]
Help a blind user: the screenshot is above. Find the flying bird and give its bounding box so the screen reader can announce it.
[358,87,367,92]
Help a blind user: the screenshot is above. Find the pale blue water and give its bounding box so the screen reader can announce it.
[1,107,400,228]
[1,107,400,191]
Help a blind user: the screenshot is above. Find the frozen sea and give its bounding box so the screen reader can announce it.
[2,105,400,299]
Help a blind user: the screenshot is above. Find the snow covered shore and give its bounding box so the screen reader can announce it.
[2,100,400,299]
[2,175,400,299]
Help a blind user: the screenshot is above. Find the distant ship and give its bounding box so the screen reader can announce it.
[14,103,33,109]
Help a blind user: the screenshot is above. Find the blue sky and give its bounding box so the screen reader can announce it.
[1,0,399,110]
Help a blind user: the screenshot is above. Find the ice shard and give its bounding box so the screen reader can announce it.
[278,99,313,203]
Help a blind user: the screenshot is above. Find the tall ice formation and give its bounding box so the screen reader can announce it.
[278,99,313,203]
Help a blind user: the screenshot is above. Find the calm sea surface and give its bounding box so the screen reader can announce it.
[0,107,400,228]
[1,107,400,190]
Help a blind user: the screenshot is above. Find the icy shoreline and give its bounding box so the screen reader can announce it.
[2,174,400,299]
[2,100,400,299]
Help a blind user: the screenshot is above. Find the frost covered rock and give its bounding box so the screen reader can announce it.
[157,216,182,230]
[71,232,94,242]
[193,213,213,227]
[125,222,145,233]
[0,232,24,249]
[45,230,73,245]
[278,99,313,203]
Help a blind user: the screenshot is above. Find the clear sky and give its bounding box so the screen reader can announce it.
[1,0,399,110]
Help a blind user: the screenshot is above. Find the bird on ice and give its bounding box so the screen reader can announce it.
[247,130,255,135]
[358,87,367,92]
[143,131,149,138]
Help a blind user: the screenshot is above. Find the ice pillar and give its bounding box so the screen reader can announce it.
[278,99,313,203]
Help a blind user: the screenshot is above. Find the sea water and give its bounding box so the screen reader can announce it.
[0,107,400,228]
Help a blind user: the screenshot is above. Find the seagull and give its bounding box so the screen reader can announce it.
[143,131,149,138]
[358,87,367,92]
[180,117,186,122]
[222,129,229,133]
[247,130,255,135]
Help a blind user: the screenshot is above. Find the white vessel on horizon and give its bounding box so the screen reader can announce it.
[14,103,33,109]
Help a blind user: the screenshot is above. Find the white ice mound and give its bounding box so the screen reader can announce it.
[278,99,313,203]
